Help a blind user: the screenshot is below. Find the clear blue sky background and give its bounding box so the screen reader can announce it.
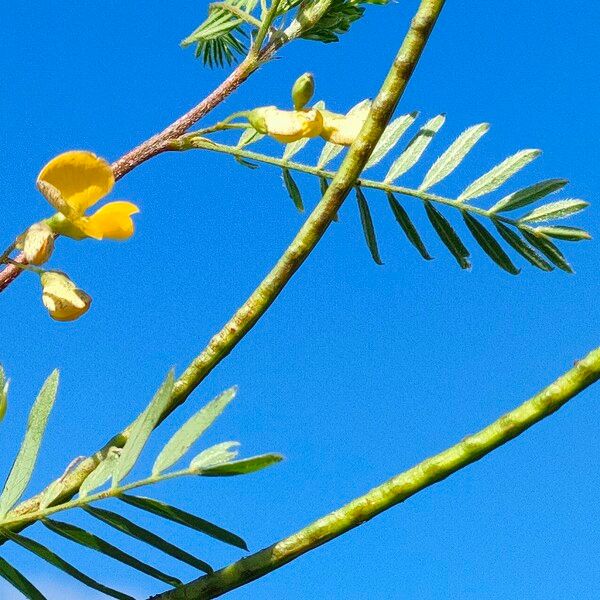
[1,1,599,598]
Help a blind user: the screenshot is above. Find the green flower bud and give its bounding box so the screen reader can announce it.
[291,72,315,110]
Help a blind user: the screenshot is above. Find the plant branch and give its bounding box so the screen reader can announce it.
[150,345,600,599]
[3,0,444,536]
[174,137,521,226]
[0,0,335,293]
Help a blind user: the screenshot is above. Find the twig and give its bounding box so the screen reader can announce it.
[150,344,600,599]
[0,0,336,293]
[4,0,442,535]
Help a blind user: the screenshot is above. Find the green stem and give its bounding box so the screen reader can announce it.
[251,0,284,56]
[150,345,600,600]
[4,0,441,536]
[0,468,198,530]
[175,137,520,227]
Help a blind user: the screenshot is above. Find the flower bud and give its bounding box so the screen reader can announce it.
[22,222,55,265]
[40,271,92,322]
[291,73,315,110]
[320,106,370,146]
[248,106,323,143]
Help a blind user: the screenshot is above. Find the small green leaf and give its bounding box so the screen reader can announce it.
[519,199,589,223]
[522,229,573,273]
[84,506,213,574]
[237,128,265,148]
[458,149,541,201]
[153,387,237,475]
[489,178,567,213]
[235,156,259,169]
[364,112,417,169]
[190,441,241,470]
[463,213,520,275]
[0,556,46,600]
[43,518,181,587]
[386,193,432,260]
[356,187,383,265]
[531,226,591,242]
[198,453,284,476]
[112,371,175,486]
[493,221,553,272]
[119,495,248,550]
[424,202,470,269]
[420,123,489,190]
[317,140,344,169]
[385,114,446,183]
[5,531,133,600]
[0,370,59,518]
[79,447,121,497]
[282,168,304,212]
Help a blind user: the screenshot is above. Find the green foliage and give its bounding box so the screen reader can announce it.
[183,111,590,273]
[301,0,389,43]
[182,0,388,67]
[0,372,282,599]
[181,0,257,67]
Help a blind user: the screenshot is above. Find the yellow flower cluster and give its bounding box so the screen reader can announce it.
[247,73,371,147]
[19,150,140,321]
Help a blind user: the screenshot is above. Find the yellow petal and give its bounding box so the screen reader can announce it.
[261,107,323,143]
[37,151,114,215]
[75,201,139,241]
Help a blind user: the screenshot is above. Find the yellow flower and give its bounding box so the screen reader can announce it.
[320,106,370,146]
[40,271,91,322]
[37,151,139,241]
[248,106,323,143]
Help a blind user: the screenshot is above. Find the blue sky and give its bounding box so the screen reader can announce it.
[1,1,599,598]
